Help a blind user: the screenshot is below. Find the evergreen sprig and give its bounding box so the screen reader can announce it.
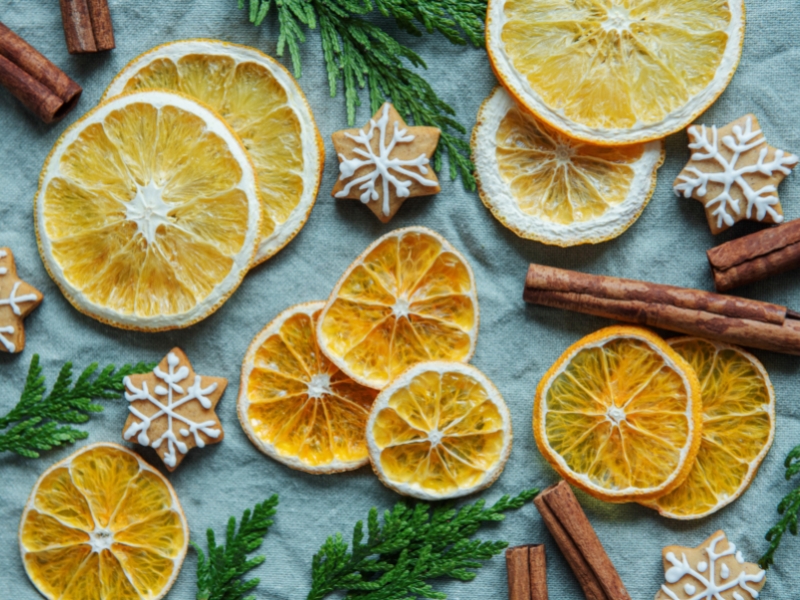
[193,496,280,600]
[307,488,538,600]
[760,443,800,569]
[0,355,154,458]
[237,0,485,189]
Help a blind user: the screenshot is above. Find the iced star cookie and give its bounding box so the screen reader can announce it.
[123,348,226,470]
[0,248,43,353]
[332,103,440,223]
[674,114,798,234]
[656,531,766,600]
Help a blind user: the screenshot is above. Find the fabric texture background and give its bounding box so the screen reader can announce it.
[1,1,799,598]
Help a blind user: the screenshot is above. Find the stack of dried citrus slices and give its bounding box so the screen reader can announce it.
[238,227,513,499]
[533,326,775,519]
[473,0,745,246]
[35,39,324,331]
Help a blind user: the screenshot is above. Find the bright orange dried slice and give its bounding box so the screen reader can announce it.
[19,443,187,600]
[238,301,378,473]
[647,337,775,519]
[367,361,512,500]
[317,227,479,390]
[103,39,324,265]
[534,326,702,503]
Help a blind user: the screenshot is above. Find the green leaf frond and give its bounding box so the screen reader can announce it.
[307,489,538,600]
[0,355,155,458]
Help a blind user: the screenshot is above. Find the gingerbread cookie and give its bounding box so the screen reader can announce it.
[656,530,766,600]
[332,102,440,223]
[674,114,798,234]
[123,348,226,470]
[0,248,43,353]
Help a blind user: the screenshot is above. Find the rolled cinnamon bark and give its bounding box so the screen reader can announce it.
[507,545,548,600]
[60,0,115,54]
[707,220,800,291]
[0,22,82,122]
[524,263,800,356]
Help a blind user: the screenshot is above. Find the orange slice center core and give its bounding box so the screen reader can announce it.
[607,405,626,426]
[306,373,332,399]
[125,181,172,243]
[88,527,115,552]
[601,6,634,33]
[392,296,411,318]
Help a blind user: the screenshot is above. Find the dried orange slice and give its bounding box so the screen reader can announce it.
[35,90,261,331]
[317,227,479,390]
[486,0,745,144]
[647,337,775,519]
[472,87,664,246]
[534,326,702,503]
[19,443,187,600]
[367,361,512,500]
[238,302,378,473]
[103,39,324,265]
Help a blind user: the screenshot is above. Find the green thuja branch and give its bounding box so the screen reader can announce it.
[194,496,280,600]
[760,443,800,569]
[0,355,154,458]
[236,0,485,189]
[307,489,538,600]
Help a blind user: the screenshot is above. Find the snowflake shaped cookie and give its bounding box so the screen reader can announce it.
[674,114,798,234]
[122,348,226,470]
[0,248,43,354]
[332,102,441,223]
[655,530,766,600]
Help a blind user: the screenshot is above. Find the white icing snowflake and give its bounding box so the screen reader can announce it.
[0,250,39,353]
[123,352,221,468]
[674,116,798,229]
[335,104,438,217]
[660,534,765,600]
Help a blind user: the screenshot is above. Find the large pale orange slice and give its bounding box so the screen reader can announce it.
[534,326,703,503]
[317,227,479,390]
[19,443,187,600]
[238,302,378,473]
[367,361,512,500]
[103,39,324,264]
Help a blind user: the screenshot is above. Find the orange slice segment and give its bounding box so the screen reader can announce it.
[318,227,479,389]
[19,443,188,600]
[533,326,702,503]
[647,337,775,519]
[367,361,512,500]
[239,302,379,473]
[103,39,324,264]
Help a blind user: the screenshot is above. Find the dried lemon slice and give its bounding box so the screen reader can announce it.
[472,87,664,246]
[318,227,479,390]
[35,90,261,330]
[534,326,702,503]
[486,0,745,144]
[647,337,775,519]
[367,361,512,500]
[19,443,187,600]
[239,302,378,473]
[103,39,324,264]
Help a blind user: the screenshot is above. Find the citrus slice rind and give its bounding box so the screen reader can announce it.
[486,0,745,145]
[19,442,188,600]
[35,90,261,331]
[103,39,324,265]
[472,87,664,246]
[238,301,378,473]
[366,361,512,500]
[317,226,479,390]
[534,326,703,503]
[646,337,775,520]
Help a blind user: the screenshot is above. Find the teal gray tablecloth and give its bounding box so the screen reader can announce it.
[1,1,799,598]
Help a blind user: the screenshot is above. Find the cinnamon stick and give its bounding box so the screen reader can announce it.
[524,263,800,355]
[0,22,82,123]
[507,545,548,600]
[59,0,115,54]
[707,219,800,291]
[534,482,630,600]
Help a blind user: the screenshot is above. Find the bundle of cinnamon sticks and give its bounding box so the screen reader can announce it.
[523,263,800,355]
[59,0,115,54]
